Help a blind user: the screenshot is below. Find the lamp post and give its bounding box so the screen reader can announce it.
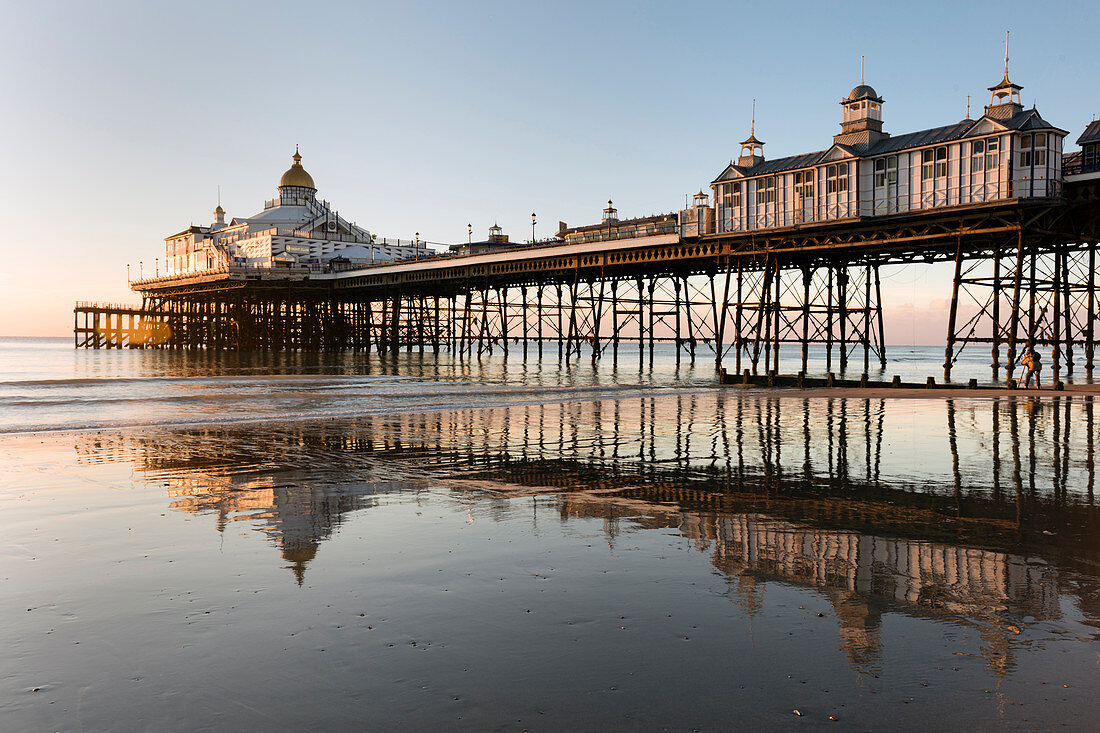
[139,261,143,279]
[467,224,472,244]
[531,213,536,244]
[155,258,159,277]
[127,263,130,282]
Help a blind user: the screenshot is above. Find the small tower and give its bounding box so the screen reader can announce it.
[834,60,888,148]
[278,145,317,204]
[985,31,1023,120]
[487,222,508,244]
[738,99,765,167]
[211,185,227,229]
[602,199,619,224]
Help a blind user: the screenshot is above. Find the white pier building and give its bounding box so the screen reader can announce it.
[702,59,1067,234]
[164,148,426,276]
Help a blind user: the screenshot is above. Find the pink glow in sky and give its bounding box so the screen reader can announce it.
[1,1,1094,341]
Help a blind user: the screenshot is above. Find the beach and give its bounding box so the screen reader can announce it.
[2,339,1100,729]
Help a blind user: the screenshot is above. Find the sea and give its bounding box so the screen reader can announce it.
[2,336,1099,730]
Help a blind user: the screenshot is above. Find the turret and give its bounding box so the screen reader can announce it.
[985,32,1023,120]
[738,99,765,167]
[278,145,317,204]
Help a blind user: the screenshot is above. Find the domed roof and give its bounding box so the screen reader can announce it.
[847,84,880,101]
[278,146,316,189]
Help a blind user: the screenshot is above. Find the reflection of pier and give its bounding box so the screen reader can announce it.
[75,393,1099,662]
[165,475,390,584]
[77,393,1100,565]
[697,512,1053,675]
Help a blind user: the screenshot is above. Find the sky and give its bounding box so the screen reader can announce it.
[1,0,1096,341]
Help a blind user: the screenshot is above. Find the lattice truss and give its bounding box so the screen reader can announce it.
[715,259,886,376]
[948,242,1099,379]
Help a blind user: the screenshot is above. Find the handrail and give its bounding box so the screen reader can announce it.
[709,180,1062,235]
[74,301,152,311]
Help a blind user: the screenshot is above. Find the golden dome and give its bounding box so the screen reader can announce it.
[278,146,316,189]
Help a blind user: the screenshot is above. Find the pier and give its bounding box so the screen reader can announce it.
[77,71,1100,383]
[80,179,1100,383]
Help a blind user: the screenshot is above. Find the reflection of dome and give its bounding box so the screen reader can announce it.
[279,146,316,189]
[847,85,879,101]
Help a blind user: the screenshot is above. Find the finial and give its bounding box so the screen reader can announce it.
[217,184,221,207]
[966,95,971,119]
[1004,30,1010,76]
[293,144,301,163]
[860,55,864,85]
[751,98,756,137]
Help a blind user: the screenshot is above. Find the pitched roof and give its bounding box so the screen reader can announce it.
[1004,108,1065,133]
[864,121,973,155]
[1077,120,1100,146]
[712,108,1068,183]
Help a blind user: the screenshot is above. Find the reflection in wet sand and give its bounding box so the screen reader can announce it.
[75,392,1100,679]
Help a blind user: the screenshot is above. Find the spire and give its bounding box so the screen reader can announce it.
[740,99,763,145]
[860,55,864,85]
[738,99,765,165]
[293,143,301,163]
[213,184,225,226]
[986,30,1023,115]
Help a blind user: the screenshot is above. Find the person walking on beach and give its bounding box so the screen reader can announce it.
[1022,344,1042,388]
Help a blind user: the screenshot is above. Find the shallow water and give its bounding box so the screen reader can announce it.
[2,340,1099,729]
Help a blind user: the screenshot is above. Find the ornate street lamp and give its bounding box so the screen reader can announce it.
[531,213,536,244]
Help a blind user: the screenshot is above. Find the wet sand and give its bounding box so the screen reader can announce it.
[3,391,1100,730]
[739,383,1100,398]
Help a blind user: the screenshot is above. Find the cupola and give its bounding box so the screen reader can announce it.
[985,31,1023,120]
[833,58,888,147]
[738,99,765,167]
[278,146,317,204]
[602,199,619,223]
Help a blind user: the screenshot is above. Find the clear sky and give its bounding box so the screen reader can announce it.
[1,0,1096,341]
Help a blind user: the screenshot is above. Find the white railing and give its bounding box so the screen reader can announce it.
[711,179,1061,235]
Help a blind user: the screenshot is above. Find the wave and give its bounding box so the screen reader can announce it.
[0,385,712,436]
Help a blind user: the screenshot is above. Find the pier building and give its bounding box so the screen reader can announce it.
[704,66,1066,234]
[164,147,426,275]
[1064,120,1100,178]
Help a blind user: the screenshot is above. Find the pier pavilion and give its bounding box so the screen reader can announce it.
[164,147,426,276]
